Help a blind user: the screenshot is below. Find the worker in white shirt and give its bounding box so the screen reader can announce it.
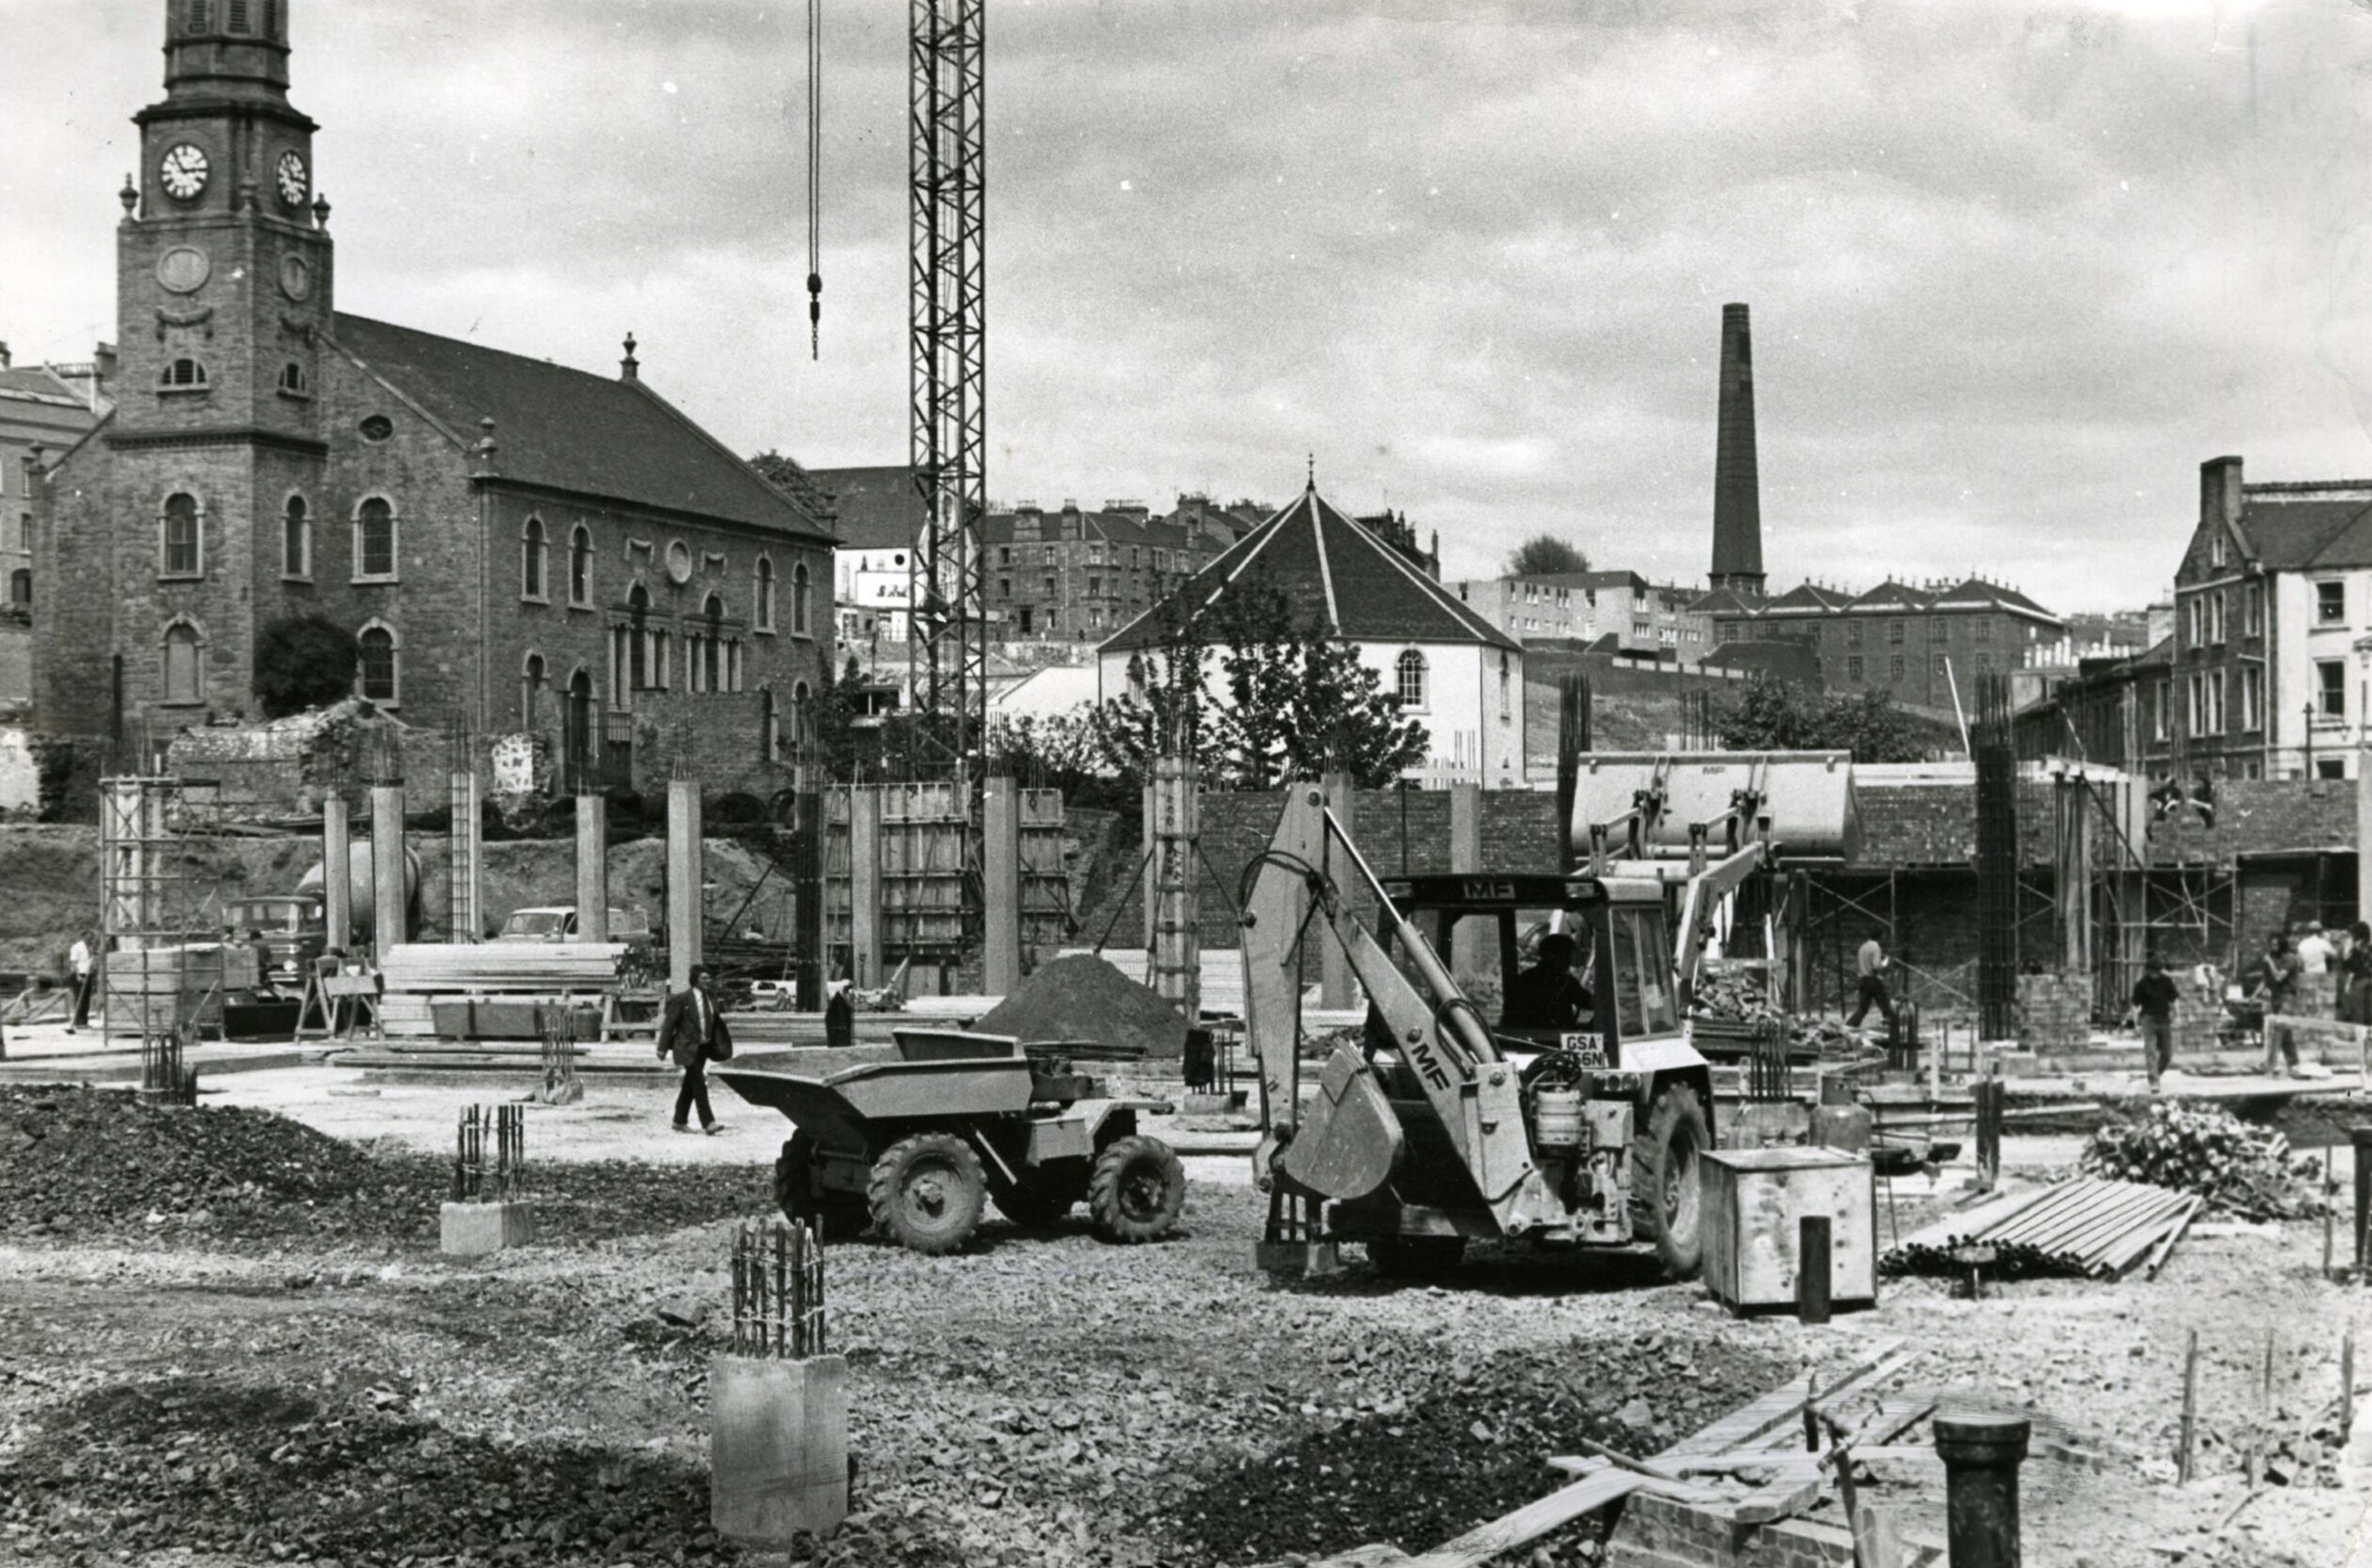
[2296,921,2333,978]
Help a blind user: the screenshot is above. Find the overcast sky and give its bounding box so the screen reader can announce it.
[6,1,2371,613]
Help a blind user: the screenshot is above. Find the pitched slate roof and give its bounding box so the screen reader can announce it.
[1690,587,1757,615]
[810,466,919,550]
[329,316,830,540]
[0,366,89,406]
[1760,582,1854,614]
[2233,489,2372,572]
[1101,484,1520,654]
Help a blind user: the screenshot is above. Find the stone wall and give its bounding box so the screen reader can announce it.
[0,727,40,816]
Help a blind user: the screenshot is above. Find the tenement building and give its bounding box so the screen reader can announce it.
[30,1,834,788]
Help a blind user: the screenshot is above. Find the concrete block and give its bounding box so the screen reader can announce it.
[711,1353,849,1544]
[440,1200,534,1257]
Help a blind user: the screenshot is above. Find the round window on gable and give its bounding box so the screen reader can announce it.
[359,415,394,443]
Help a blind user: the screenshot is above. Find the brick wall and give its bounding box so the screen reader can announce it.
[2017,971,2091,1051]
[1605,1489,1941,1568]
[1081,785,1563,953]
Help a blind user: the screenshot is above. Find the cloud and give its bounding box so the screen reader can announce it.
[5,0,2371,612]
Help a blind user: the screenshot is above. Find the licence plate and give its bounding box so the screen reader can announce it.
[1561,1032,1609,1068]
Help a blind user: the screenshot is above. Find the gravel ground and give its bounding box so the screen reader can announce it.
[3,1080,2371,1567]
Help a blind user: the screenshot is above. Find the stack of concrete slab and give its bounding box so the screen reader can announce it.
[377,942,628,1038]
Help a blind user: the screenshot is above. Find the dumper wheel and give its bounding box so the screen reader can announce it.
[1632,1084,1709,1280]
[1088,1135,1187,1243]
[868,1133,987,1255]
[1367,1235,1465,1279]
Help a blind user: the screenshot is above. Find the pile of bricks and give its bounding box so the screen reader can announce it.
[2170,972,2222,1055]
[1605,1488,1941,1568]
[2015,970,2092,1053]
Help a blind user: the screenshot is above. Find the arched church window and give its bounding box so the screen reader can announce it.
[160,493,203,578]
[354,497,397,580]
[1395,648,1427,710]
[755,556,777,632]
[521,517,548,600]
[569,525,594,606]
[278,363,310,397]
[282,495,310,579]
[357,623,399,703]
[163,620,204,704]
[792,562,811,637]
[160,358,209,390]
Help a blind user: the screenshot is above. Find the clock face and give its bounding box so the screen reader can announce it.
[159,143,209,201]
[276,151,308,208]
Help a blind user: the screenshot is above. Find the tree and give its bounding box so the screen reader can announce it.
[1713,679,1937,764]
[746,449,834,516]
[1506,533,1591,578]
[253,613,358,718]
[1091,580,1430,790]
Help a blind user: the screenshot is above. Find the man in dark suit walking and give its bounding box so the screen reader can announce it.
[658,963,732,1135]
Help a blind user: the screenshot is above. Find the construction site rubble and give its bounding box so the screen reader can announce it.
[1688,971,1879,1063]
[2079,1102,2326,1222]
[973,953,1189,1057]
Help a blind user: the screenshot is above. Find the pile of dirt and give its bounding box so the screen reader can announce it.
[1,1374,750,1568]
[0,1086,768,1245]
[973,954,1188,1058]
[1150,1330,1788,1565]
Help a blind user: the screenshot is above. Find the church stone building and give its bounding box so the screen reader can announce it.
[32,1,834,792]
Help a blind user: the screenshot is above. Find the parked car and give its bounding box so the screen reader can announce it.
[493,906,653,943]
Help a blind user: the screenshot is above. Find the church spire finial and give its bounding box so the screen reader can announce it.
[621,333,639,382]
[1306,452,1315,491]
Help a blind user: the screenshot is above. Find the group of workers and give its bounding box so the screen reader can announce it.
[2123,917,2372,1088]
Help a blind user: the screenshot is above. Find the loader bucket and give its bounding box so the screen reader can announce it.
[1275,1044,1404,1202]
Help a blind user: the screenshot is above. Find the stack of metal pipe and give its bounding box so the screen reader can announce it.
[1884,1175,2200,1282]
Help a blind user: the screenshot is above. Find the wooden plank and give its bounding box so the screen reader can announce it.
[1712,1351,1918,1458]
[1654,1338,1906,1460]
[1395,1470,1644,1568]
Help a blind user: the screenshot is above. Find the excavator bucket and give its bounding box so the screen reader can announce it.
[1276,1044,1404,1202]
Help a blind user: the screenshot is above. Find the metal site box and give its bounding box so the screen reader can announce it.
[1700,1147,1875,1313]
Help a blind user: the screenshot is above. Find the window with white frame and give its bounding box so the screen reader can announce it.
[2319,580,2346,625]
[1395,648,1427,710]
[2246,582,2265,636]
[2239,665,2263,731]
[2319,659,2347,719]
[2210,590,2226,645]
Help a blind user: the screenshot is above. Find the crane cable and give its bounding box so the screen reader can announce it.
[805,0,823,358]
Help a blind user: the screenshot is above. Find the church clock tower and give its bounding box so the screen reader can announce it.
[121,0,332,442]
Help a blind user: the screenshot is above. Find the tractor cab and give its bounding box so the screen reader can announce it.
[1375,872,1685,1071]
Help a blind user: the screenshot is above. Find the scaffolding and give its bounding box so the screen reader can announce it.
[97,773,246,1049]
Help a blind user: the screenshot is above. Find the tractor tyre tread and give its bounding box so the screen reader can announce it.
[1087,1135,1187,1243]
[867,1132,987,1256]
[1631,1083,1709,1280]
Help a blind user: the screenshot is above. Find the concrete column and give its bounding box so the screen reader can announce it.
[983,774,1022,996]
[1321,772,1356,1009]
[575,791,609,942]
[1151,756,1202,1019]
[320,796,352,953]
[1449,783,1484,979]
[849,787,883,989]
[449,768,482,943]
[1141,777,1159,950]
[710,1355,850,1542]
[793,787,826,1010]
[667,778,703,991]
[370,783,405,958]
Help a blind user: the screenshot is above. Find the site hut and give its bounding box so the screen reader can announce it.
[27,0,835,795]
[1096,481,1527,784]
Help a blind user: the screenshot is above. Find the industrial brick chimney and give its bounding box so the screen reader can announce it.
[1708,302,1767,597]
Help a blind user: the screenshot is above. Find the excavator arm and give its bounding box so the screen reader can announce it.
[1241,785,1544,1219]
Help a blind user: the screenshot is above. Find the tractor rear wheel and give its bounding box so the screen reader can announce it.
[1367,1234,1465,1279]
[1631,1084,1709,1280]
[1088,1135,1187,1243]
[867,1132,987,1255]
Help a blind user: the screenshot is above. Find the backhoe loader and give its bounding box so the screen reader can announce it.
[1243,752,1856,1282]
